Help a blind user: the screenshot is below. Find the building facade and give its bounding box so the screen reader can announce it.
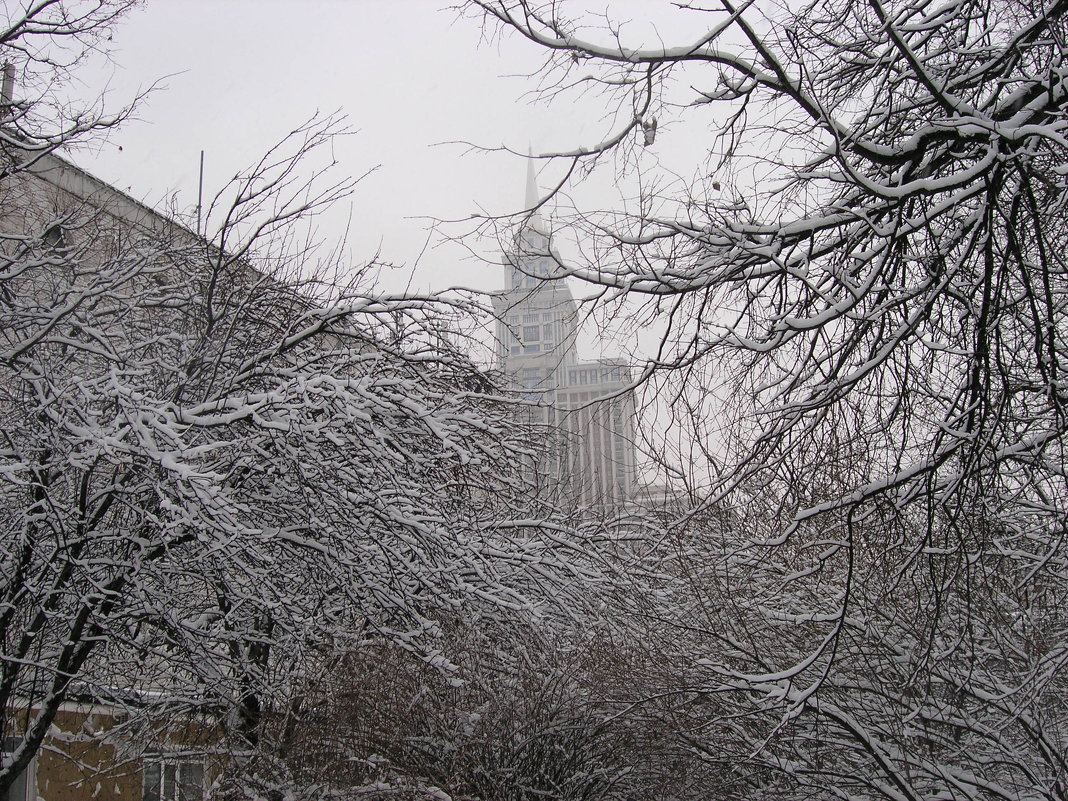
[3,698,219,801]
[0,148,232,801]
[491,164,636,506]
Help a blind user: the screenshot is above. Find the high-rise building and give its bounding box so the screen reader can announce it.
[491,163,636,506]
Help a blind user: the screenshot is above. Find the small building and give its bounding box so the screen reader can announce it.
[5,697,220,801]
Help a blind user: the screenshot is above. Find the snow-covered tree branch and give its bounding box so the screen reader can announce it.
[0,5,597,795]
[463,0,1068,797]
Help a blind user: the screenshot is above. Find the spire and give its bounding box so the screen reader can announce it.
[524,152,539,211]
[517,149,549,255]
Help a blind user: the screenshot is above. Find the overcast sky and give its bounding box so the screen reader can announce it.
[66,0,711,297]
[53,0,747,479]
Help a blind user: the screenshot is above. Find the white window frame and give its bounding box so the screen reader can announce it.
[142,754,205,801]
[1,738,35,801]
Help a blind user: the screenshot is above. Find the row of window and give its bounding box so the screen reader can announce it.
[511,312,556,324]
[567,367,625,386]
[505,317,562,356]
[510,259,558,289]
[523,324,555,342]
[506,368,632,390]
[2,738,204,801]
[519,367,543,388]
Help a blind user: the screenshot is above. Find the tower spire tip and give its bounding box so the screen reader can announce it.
[524,149,539,211]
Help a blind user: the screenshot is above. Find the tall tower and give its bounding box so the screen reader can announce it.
[491,163,636,506]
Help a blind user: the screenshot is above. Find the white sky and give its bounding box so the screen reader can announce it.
[51,0,752,486]
[67,0,716,297]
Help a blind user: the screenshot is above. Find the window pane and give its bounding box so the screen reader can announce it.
[4,769,27,801]
[178,763,204,801]
[143,763,161,801]
[163,765,176,801]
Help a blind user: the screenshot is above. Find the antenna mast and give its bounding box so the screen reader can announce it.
[196,150,204,236]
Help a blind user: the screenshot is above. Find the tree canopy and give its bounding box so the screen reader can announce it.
[464,1,1068,798]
